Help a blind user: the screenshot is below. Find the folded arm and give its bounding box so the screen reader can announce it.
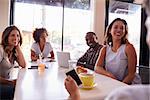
[31,49,39,61]
[0,77,16,86]
[50,50,55,59]
[77,52,88,67]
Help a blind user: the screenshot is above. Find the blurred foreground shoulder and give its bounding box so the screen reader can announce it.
[105,85,150,100]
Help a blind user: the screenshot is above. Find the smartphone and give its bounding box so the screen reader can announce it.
[66,69,82,86]
[28,66,48,69]
[30,66,38,69]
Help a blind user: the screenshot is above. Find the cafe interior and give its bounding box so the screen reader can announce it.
[0,0,149,100]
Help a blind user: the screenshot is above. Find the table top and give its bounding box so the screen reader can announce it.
[14,61,127,100]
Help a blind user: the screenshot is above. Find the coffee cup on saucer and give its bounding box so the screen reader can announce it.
[79,73,95,89]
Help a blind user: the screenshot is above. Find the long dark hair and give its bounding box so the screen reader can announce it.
[1,25,23,63]
[104,18,128,46]
[1,25,22,50]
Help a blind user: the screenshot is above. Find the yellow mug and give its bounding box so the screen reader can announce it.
[79,73,95,87]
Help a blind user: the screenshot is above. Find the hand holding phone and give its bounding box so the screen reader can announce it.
[66,69,82,86]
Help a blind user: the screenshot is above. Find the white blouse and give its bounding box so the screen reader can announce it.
[0,45,13,79]
[105,44,141,84]
[31,42,53,58]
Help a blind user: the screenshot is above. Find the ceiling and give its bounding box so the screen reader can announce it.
[110,0,142,14]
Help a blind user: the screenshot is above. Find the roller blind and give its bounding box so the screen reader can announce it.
[15,0,90,10]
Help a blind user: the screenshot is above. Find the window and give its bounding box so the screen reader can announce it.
[63,1,92,59]
[14,0,93,61]
[108,1,141,65]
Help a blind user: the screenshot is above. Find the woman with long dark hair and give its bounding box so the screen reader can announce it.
[95,18,141,84]
[0,25,26,99]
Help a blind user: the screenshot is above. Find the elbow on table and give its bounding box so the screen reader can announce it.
[123,74,135,84]
[94,66,99,73]
[20,62,26,68]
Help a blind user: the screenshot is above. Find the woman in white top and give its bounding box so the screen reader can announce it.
[0,25,26,99]
[95,18,141,84]
[31,28,54,61]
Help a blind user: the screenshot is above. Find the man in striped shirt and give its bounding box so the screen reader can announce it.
[77,32,103,70]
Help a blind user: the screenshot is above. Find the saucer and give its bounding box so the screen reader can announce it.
[80,83,97,89]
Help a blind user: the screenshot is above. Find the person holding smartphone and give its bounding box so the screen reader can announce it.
[0,25,26,99]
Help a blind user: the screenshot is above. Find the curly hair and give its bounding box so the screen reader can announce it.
[32,28,48,43]
[104,18,128,46]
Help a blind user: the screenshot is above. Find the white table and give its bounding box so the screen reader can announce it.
[14,62,127,100]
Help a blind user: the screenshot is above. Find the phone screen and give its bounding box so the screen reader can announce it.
[66,69,82,86]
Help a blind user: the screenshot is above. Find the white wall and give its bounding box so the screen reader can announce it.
[0,0,10,37]
[93,0,105,44]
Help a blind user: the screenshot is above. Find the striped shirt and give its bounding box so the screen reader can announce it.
[77,43,103,70]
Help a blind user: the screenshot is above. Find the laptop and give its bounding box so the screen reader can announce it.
[56,51,70,68]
